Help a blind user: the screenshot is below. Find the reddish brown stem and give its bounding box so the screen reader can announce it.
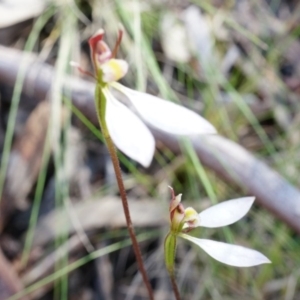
[104,135,154,300]
[170,274,181,300]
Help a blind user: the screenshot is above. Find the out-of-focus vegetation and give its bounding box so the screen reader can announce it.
[0,0,300,299]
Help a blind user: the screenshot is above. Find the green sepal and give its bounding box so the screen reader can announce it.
[95,83,109,138]
[164,232,177,275]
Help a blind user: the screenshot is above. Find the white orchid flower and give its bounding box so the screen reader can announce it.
[72,28,216,167]
[165,187,271,273]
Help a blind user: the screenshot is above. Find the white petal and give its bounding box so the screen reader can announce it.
[180,234,271,267]
[111,83,217,135]
[104,90,155,167]
[197,197,255,228]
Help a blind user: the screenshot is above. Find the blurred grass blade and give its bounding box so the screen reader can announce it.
[0,6,54,202]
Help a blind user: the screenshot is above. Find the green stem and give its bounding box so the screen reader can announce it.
[95,84,154,300]
[164,232,181,300]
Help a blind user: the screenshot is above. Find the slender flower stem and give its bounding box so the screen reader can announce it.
[105,135,154,299]
[170,274,181,300]
[95,85,154,299]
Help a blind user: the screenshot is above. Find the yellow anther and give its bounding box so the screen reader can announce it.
[183,207,198,223]
[101,59,128,82]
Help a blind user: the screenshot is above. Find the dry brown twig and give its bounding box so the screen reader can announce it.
[0,45,299,234]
